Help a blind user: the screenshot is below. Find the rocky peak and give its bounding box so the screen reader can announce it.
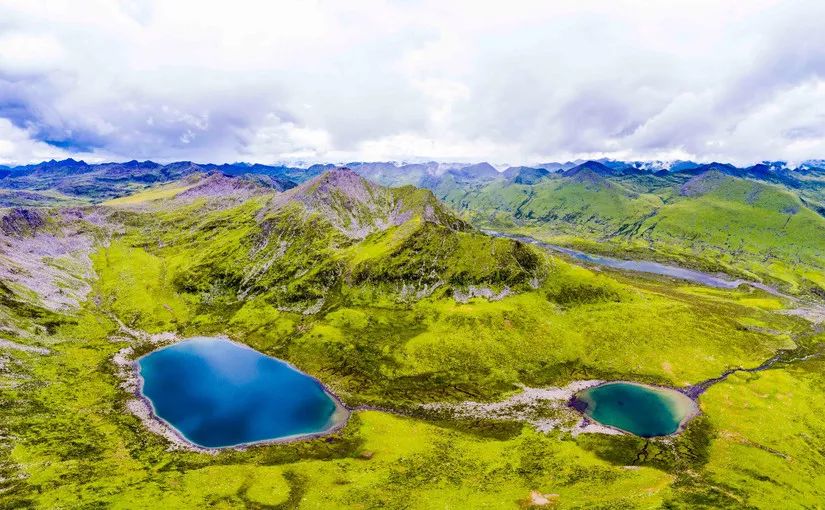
[307,167,373,195]
[270,167,465,239]
[562,160,617,177]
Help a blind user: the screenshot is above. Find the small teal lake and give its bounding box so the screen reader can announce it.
[138,337,346,448]
[575,382,698,437]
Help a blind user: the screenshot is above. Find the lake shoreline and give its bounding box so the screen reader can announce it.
[115,335,352,453]
[570,381,701,438]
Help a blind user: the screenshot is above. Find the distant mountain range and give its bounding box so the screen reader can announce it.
[2,157,825,205]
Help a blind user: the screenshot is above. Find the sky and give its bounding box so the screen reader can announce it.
[1,0,825,166]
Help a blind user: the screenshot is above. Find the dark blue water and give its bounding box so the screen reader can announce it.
[576,382,697,437]
[138,337,344,448]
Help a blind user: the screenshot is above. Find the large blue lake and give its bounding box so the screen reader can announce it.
[138,337,346,448]
[575,382,698,437]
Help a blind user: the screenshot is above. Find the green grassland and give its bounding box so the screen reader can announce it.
[2,172,825,508]
[102,182,198,206]
[440,170,825,297]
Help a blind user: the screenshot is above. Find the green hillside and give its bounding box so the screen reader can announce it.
[442,169,825,295]
[636,172,825,291]
[443,170,661,236]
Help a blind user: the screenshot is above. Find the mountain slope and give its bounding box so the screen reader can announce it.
[502,166,552,184]
[269,168,467,239]
[447,165,825,293]
[562,160,624,178]
[440,170,663,237]
[0,159,303,203]
[634,172,825,290]
[102,168,541,318]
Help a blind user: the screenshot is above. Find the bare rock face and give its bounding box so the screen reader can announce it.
[176,173,271,201]
[453,285,512,303]
[0,208,98,311]
[176,172,295,201]
[529,491,560,506]
[1,208,45,237]
[293,168,383,212]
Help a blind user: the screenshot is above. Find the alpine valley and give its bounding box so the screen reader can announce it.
[2,158,825,509]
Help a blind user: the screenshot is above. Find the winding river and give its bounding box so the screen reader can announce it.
[483,230,792,299]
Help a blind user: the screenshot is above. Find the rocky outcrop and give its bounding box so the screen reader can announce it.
[453,286,512,303]
[0,209,98,311]
[1,208,45,237]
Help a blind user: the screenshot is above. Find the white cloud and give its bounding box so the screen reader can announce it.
[0,0,824,164]
[0,118,93,165]
[0,33,66,76]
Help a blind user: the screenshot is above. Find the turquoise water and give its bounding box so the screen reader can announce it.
[575,382,697,437]
[138,337,345,448]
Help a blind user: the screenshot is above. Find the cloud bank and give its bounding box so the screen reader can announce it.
[1,0,825,165]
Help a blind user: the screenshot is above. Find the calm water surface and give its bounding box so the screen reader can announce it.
[138,337,345,448]
[576,382,698,437]
[484,230,789,298]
